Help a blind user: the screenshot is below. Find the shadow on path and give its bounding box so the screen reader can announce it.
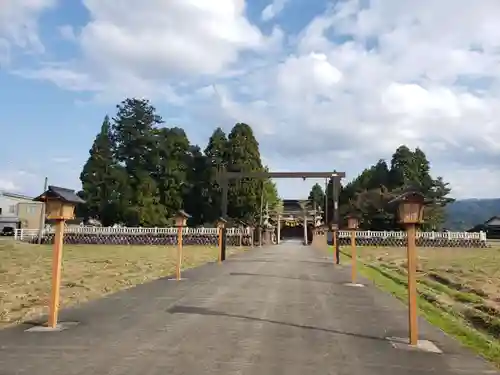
[229,272,341,284]
[226,259,334,266]
[167,305,387,343]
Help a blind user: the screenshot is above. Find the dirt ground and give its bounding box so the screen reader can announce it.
[353,246,500,342]
[0,238,247,328]
[356,246,500,301]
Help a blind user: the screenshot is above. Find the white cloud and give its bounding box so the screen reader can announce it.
[0,170,39,193]
[12,64,104,91]
[444,166,500,199]
[11,0,500,198]
[201,0,500,198]
[13,0,281,103]
[261,0,289,21]
[0,0,56,63]
[80,0,267,78]
[0,179,17,191]
[277,53,342,99]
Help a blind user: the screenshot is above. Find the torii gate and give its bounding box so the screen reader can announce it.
[271,199,323,244]
[216,170,345,261]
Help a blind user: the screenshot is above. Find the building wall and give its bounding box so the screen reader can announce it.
[17,202,43,229]
[0,192,43,229]
[0,194,21,217]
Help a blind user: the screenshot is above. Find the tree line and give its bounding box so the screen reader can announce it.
[78,98,279,227]
[307,146,455,231]
[78,97,454,230]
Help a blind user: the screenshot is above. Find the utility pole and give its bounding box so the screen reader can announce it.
[332,173,340,264]
[324,178,328,225]
[37,177,48,245]
[313,201,317,226]
[220,176,228,261]
[258,180,265,247]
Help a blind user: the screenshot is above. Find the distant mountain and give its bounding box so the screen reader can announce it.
[444,198,500,231]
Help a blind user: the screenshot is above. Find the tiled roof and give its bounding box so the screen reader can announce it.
[34,185,85,204]
[0,191,34,200]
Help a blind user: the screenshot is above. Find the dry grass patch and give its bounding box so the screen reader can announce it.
[349,245,500,362]
[336,245,500,366]
[0,238,247,328]
[356,246,500,301]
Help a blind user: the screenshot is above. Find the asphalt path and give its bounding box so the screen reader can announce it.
[0,241,497,374]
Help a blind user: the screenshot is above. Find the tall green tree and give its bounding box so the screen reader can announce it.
[423,176,455,230]
[350,186,396,230]
[225,123,264,222]
[334,145,454,230]
[183,144,211,225]
[308,183,326,210]
[111,98,167,226]
[152,127,191,217]
[79,116,125,226]
[204,127,229,223]
[388,145,434,190]
[262,166,281,212]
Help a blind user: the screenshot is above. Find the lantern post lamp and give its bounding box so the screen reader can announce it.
[321,223,328,251]
[389,189,429,346]
[346,212,362,286]
[238,220,245,247]
[173,210,190,281]
[331,223,339,263]
[216,218,227,264]
[250,223,255,248]
[33,186,85,329]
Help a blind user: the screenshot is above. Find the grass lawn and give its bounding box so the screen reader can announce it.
[0,238,248,328]
[338,245,500,367]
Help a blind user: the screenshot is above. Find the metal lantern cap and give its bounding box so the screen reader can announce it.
[34,185,85,220]
[345,212,361,230]
[174,210,191,226]
[388,189,431,225]
[237,219,248,228]
[216,217,227,228]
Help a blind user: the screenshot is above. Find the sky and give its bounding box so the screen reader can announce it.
[1,0,500,200]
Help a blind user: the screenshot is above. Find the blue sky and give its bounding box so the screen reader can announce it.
[1,0,500,199]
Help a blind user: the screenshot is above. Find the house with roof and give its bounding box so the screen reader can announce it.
[0,191,43,231]
[467,216,500,239]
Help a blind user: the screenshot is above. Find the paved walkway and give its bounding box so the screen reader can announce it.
[0,242,498,374]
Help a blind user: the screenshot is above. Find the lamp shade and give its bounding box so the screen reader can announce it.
[216,217,227,229]
[397,201,425,224]
[346,214,360,230]
[174,210,191,227]
[34,185,85,220]
[388,190,429,225]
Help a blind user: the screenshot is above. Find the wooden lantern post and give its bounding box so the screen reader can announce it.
[216,218,227,264]
[389,190,428,346]
[331,223,338,263]
[324,225,329,251]
[174,210,190,281]
[34,186,85,329]
[276,214,281,244]
[238,222,244,247]
[346,213,360,284]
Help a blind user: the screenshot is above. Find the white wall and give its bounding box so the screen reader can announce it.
[0,194,20,217]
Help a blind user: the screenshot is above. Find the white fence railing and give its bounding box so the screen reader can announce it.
[14,226,251,241]
[337,230,487,242]
[14,227,486,242]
